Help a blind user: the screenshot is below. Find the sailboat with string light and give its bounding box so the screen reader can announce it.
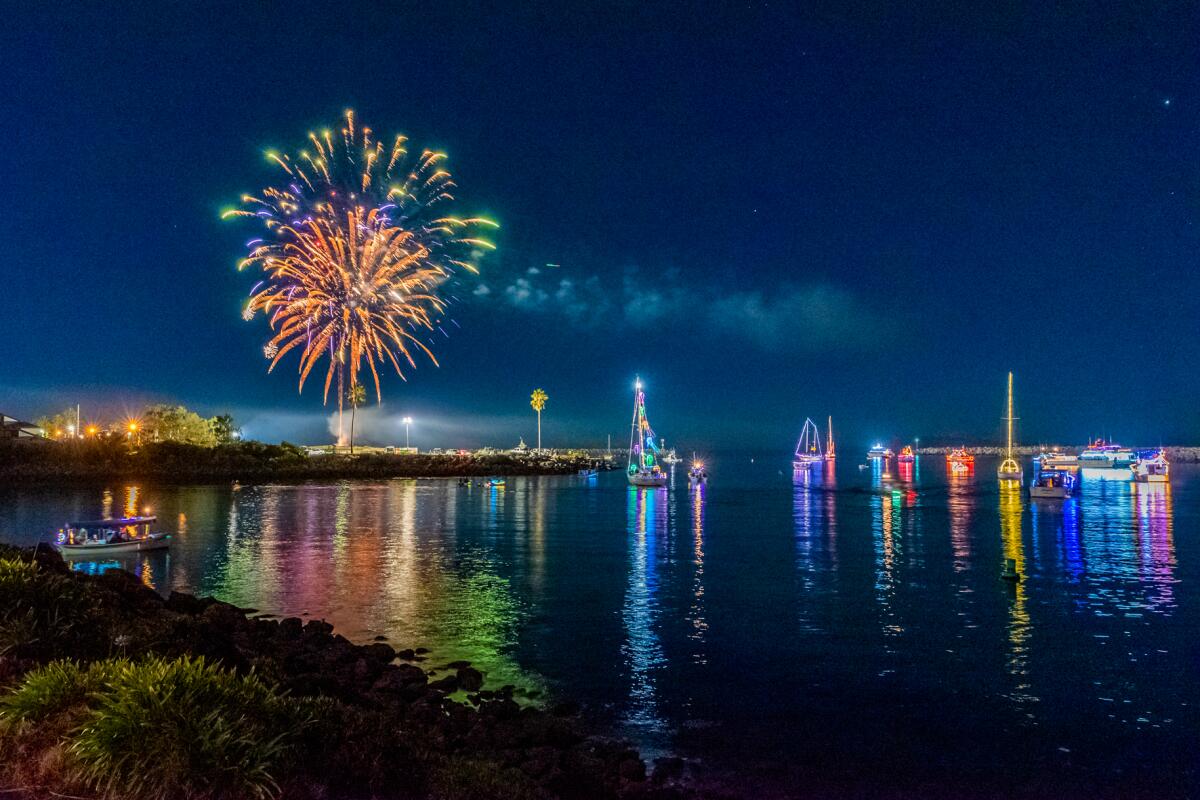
[793,418,825,470]
[627,378,669,487]
[998,371,1023,481]
[825,416,836,461]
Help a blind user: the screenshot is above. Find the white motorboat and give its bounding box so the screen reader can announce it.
[55,516,170,558]
[1078,439,1135,469]
[1035,450,1079,470]
[1029,469,1075,499]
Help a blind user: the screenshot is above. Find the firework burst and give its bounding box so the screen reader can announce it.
[225,110,496,421]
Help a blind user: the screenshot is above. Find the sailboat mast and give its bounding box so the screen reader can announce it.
[827,416,835,457]
[628,379,641,473]
[1006,371,1014,458]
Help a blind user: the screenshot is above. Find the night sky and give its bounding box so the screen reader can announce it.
[2,3,1197,450]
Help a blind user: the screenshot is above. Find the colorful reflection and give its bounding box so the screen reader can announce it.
[623,485,667,732]
[687,481,708,664]
[871,486,903,640]
[999,480,1033,709]
[947,475,974,572]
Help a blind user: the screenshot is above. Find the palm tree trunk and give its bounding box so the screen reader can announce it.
[537,410,541,450]
[350,404,356,455]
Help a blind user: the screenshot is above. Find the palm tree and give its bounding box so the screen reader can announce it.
[347,383,366,455]
[530,389,548,451]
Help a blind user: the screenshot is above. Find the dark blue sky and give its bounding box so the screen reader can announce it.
[1,2,1196,450]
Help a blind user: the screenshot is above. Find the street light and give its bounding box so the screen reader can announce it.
[402,416,413,449]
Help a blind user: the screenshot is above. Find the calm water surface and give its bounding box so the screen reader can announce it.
[1,455,1195,798]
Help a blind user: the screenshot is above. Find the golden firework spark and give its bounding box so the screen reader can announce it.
[225,110,497,419]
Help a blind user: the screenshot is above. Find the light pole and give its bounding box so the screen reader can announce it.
[402,416,412,449]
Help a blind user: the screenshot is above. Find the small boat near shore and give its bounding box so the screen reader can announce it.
[55,516,169,558]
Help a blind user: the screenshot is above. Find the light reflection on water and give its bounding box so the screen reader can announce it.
[0,458,1193,797]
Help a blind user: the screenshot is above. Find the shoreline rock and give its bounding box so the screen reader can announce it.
[0,544,697,800]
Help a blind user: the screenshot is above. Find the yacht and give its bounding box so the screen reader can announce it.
[1034,450,1079,470]
[1078,439,1135,469]
[867,443,893,460]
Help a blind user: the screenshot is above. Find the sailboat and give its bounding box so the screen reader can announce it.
[627,378,669,487]
[998,371,1023,481]
[793,418,825,470]
[825,416,836,461]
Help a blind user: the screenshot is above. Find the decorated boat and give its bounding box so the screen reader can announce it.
[1034,450,1078,470]
[897,446,915,463]
[1131,449,1169,483]
[998,371,1023,482]
[1079,439,1135,469]
[1030,468,1075,498]
[688,454,708,484]
[793,418,825,470]
[867,443,893,460]
[946,447,974,475]
[627,378,669,488]
[824,417,836,461]
[55,516,170,558]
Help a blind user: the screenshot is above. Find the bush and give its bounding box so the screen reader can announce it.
[68,656,314,800]
[0,660,125,729]
[0,655,316,800]
[0,558,91,658]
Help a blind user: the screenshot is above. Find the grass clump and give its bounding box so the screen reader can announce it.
[0,659,124,729]
[0,557,91,658]
[1,655,315,800]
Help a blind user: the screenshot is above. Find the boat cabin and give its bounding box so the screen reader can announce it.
[58,516,157,546]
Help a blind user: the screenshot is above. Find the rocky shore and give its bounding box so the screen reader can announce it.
[0,545,696,800]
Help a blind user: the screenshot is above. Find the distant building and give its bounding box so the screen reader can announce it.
[0,413,46,441]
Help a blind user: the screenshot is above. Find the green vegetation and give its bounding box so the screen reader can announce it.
[142,404,222,446]
[2,656,312,800]
[0,556,92,659]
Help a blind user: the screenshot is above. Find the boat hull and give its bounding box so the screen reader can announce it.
[628,473,668,487]
[57,534,170,558]
[998,471,1023,481]
[1029,486,1069,499]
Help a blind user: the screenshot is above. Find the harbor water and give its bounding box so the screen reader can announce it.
[0,455,1194,798]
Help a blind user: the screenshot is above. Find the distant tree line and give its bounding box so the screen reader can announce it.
[34,405,240,447]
